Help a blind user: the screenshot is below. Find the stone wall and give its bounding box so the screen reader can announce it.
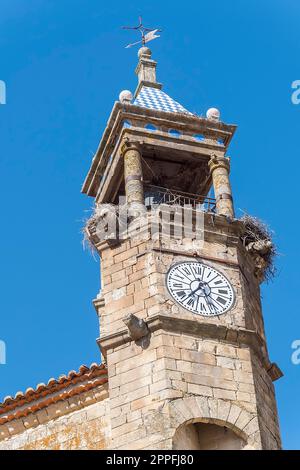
[105,328,265,450]
[97,214,281,450]
[98,215,263,337]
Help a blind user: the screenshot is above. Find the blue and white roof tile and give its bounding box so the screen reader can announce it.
[134,86,192,115]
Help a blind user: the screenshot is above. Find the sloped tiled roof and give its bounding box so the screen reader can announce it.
[134,85,192,115]
[0,363,107,424]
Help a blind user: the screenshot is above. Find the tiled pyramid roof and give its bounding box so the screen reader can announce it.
[134,85,192,115]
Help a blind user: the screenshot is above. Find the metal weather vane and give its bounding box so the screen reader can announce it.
[122,16,161,49]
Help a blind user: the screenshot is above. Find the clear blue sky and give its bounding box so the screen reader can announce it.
[0,0,299,449]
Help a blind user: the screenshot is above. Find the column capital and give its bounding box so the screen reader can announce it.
[121,139,142,156]
[208,154,230,174]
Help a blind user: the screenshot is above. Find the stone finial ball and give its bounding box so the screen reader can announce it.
[119,90,133,104]
[138,46,152,58]
[206,107,221,122]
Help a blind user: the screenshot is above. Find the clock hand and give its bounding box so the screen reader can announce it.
[206,294,221,313]
[188,281,205,297]
[189,288,200,297]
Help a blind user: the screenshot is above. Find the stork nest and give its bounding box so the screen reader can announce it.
[240,214,277,282]
[82,204,120,253]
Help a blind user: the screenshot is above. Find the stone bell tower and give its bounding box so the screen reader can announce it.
[82,47,282,450]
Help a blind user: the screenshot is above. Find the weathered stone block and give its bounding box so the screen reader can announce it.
[188,383,213,397]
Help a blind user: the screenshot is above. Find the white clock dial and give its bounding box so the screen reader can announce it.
[166,262,235,317]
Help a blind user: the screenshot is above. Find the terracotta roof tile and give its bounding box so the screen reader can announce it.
[0,362,108,422]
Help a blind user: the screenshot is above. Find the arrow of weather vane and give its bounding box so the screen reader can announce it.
[122,16,161,48]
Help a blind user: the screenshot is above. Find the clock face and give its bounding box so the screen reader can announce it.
[166,262,235,317]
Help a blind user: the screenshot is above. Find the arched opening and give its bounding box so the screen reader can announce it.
[173,421,246,450]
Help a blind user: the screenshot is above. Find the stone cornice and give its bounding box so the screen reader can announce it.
[98,313,283,382]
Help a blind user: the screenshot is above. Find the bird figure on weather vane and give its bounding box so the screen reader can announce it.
[122,16,161,48]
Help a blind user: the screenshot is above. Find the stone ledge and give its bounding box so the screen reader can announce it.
[98,313,282,382]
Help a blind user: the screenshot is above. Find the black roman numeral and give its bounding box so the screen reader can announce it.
[218,289,228,295]
[177,291,187,298]
[174,274,185,280]
[216,296,227,305]
[182,267,191,276]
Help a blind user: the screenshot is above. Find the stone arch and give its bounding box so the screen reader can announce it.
[173,421,246,450]
[168,396,261,450]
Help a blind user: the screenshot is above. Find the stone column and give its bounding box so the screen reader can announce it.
[209,154,234,218]
[121,140,144,206]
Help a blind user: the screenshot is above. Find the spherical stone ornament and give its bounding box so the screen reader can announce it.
[138,46,152,58]
[119,90,133,104]
[206,107,221,122]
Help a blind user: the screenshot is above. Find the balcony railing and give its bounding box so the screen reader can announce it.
[144,185,216,213]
